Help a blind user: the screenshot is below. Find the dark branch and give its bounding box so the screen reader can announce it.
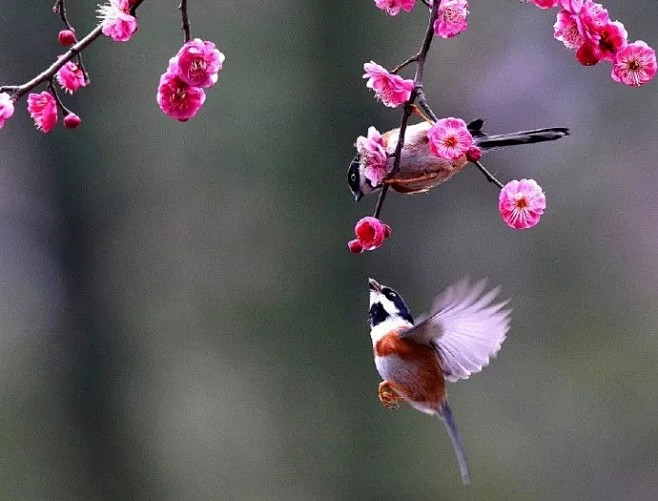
[179,0,191,42]
[473,160,504,189]
[373,1,440,219]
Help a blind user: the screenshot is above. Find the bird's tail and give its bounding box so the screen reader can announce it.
[468,118,569,151]
[439,400,470,486]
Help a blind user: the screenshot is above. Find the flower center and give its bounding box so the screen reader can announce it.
[514,195,528,209]
[444,136,457,148]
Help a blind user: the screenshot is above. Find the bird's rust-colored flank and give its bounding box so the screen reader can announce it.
[375,330,446,405]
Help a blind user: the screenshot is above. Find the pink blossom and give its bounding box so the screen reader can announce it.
[157,71,206,121]
[528,0,559,9]
[349,217,392,253]
[374,0,416,16]
[363,61,414,108]
[498,179,546,230]
[611,41,657,87]
[58,29,76,46]
[97,0,138,42]
[597,21,628,62]
[554,10,583,49]
[355,126,389,187]
[63,113,82,129]
[434,0,469,39]
[56,61,87,94]
[559,0,584,13]
[27,91,58,133]
[427,117,473,161]
[0,92,15,129]
[174,39,225,88]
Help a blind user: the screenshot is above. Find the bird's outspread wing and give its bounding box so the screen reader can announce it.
[401,278,511,383]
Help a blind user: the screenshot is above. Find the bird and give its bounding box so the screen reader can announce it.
[348,119,569,201]
[366,277,511,485]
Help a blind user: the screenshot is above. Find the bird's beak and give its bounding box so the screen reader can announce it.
[368,278,381,293]
[354,191,362,202]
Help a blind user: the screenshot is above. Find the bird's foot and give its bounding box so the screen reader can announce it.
[378,381,401,410]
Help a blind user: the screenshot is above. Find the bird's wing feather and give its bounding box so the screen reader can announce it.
[401,278,511,382]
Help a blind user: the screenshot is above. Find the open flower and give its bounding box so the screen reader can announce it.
[157,69,206,121]
[0,92,15,129]
[355,126,389,187]
[374,0,416,16]
[27,91,58,133]
[97,0,138,42]
[348,217,392,253]
[499,179,546,229]
[611,41,657,87]
[427,117,473,161]
[434,0,469,39]
[174,39,225,88]
[363,61,414,108]
[56,61,87,94]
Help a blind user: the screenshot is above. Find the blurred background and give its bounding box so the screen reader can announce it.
[0,1,657,499]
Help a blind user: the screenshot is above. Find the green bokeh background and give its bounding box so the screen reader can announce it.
[1,1,657,499]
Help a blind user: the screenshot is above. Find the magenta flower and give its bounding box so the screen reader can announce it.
[63,113,82,129]
[157,71,206,121]
[97,0,138,42]
[528,0,559,8]
[355,126,389,187]
[56,61,87,94]
[499,179,546,230]
[596,21,628,62]
[0,92,15,129]
[363,61,414,108]
[554,10,584,50]
[174,39,225,88]
[27,91,58,133]
[58,29,76,46]
[427,117,474,161]
[611,41,657,87]
[348,217,392,253]
[434,0,469,39]
[374,0,416,16]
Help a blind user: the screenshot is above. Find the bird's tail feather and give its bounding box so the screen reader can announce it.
[467,119,569,151]
[439,400,470,486]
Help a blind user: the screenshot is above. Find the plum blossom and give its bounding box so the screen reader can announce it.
[174,39,225,88]
[434,0,469,39]
[27,92,58,133]
[528,0,559,8]
[611,41,657,87]
[56,61,87,94]
[0,92,15,129]
[97,0,138,42]
[157,69,206,121]
[498,179,546,230]
[363,62,414,108]
[348,217,392,253]
[355,126,389,187]
[374,0,416,16]
[58,29,76,46]
[63,113,82,129]
[427,117,474,161]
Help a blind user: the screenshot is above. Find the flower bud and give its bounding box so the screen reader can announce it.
[63,113,81,129]
[58,29,76,46]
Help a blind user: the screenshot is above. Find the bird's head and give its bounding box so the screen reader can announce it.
[368,278,414,329]
[347,156,381,202]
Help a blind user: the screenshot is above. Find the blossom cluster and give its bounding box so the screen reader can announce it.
[157,39,225,121]
[528,0,656,86]
[374,1,470,39]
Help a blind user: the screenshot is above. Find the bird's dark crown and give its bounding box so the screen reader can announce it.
[369,284,414,327]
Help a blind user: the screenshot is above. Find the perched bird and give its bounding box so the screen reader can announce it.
[348,119,569,201]
[367,277,511,485]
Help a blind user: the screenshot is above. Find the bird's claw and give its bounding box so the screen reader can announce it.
[378,381,401,410]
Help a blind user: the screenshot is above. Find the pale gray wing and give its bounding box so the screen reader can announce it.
[402,278,511,383]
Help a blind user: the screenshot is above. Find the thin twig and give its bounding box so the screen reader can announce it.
[372,1,440,219]
[390,55,418,75]
[1,0,146,101]
[179,0,191,42]
[48,81,73,116]
[54,0,90,83]
[473,160,504,189]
